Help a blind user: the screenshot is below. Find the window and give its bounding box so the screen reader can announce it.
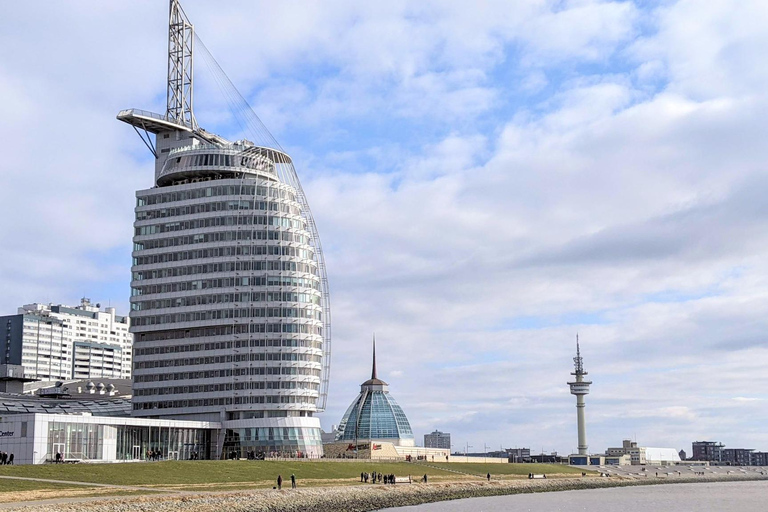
[20,422,27,437]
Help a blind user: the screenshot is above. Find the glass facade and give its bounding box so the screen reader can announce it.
[336,390,414,442]
[222,426,322,459]
[47,422,104,461]
[114,424,211,461]
[46,421,212,461]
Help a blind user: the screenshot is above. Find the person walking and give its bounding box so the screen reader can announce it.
[487,472,491,481]
[423,473,428,483]
[7,454,13,465]
[360,472,364,482]
[291,473,296,489]
[277,474,283,490]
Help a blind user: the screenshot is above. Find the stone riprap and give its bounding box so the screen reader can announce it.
[12,472,768,512]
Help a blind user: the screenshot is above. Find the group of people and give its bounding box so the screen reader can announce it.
[360,471,402,484]
[0,452,13,465]
[145,449,162,461]
[275,474,297,490]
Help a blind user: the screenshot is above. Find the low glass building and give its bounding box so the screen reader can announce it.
[0,411,216,464]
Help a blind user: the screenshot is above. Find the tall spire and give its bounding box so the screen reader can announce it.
[371,334,377,380]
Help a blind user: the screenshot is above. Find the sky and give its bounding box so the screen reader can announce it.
[1,0,767,456]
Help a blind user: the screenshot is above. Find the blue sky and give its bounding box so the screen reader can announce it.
[1,0,768,456]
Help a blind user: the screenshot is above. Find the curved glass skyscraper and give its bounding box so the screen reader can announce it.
[120,0,330,458]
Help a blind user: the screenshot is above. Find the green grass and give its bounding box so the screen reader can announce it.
[0,461,592,488]
[0,479,82,493]
[0,460,451,487]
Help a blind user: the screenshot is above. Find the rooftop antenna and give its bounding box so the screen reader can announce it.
[167,0,197,130]
[573,333,584,375]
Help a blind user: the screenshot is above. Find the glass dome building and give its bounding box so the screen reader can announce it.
[335,341,414,446]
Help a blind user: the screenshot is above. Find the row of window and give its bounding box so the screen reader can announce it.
[131,275,320,297]
[135,381,318,396]
[135,323,322,342]
[162,152,274,175]
[132,260,318,281]
[131,308,322,327]
[137,184,296,206]
[131,292,320,311]
[133,365,322,382]
[136,200,300,221]
[132,245,314,266]
[134,351,321,369]
[135,368,320,384]
[135,338,320,356]
[135,214,306,236]
[133,395,314,410]
[134,229,307,251]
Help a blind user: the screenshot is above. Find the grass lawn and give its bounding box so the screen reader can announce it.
[0,460,450,487]
[0,479,82,493]
[0,461,591,488]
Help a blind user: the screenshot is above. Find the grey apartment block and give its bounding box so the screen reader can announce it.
[0,300,132,381]
[424,430,451,449]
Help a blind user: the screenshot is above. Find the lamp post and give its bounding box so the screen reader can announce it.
[484,443,489,463]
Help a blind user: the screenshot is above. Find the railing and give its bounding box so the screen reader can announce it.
[117,108,194,129]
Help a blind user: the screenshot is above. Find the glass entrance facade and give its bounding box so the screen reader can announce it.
[222,426,322,459]
[46,420,212,462]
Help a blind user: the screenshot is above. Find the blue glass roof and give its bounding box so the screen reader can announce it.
[335,389,413,441]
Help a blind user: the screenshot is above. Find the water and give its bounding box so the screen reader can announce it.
[382,480,768,511]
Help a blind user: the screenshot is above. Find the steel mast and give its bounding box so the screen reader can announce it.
[166,0,197,130]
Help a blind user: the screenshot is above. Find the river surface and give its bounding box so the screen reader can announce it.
[381,480,768,511]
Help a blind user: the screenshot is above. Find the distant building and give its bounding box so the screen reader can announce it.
[0,299,132,381]
[321,425,339,444]
[751,452,768,466]
[506,447,531,463]
[576,439,681,466]
[532,452,566,463]
[679,449,687,461]
[692,441,724,462]
[722,448,754,466]
[424,430,450,449]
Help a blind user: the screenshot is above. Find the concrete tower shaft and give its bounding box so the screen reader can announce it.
[567,336,592,455]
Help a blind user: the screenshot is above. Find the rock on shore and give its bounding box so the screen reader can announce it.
[20,473,768,512]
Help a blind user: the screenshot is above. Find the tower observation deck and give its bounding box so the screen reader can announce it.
[118,0,331,458]
[567,336,592,456]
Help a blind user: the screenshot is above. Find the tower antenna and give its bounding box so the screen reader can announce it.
[167,0,197,129]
